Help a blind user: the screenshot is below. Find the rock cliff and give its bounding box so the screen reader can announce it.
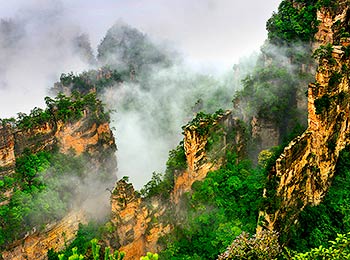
[0,109,115,176]
[0,94,117,259]
[259,1,350,238]
[1,211,87,260]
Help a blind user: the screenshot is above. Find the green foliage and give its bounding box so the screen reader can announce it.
[50,222,102,259]
[236,59,308,146]
[314,94,331,114]
[166,142,187,175]
[51,237,126,260]
[59,68,125,94]
[97,23,171,73]
[328,71,342,87]
[140,172,165,198]
[104,247,125,260]
[292,232,350,259]
[141,141,187,199]
[91,238,101,260]
[2,91,110,130]
[184,109,224,136]
[0,150,67,246]
[0,150,95,248]
[312,44,336,65]
[16,149,51,191]
[342,46,350,60]
[160,153,265,259]
[316,0,339,9]
[140,252,159,260]
[59,248,84,260]
[218,230,281,260]
[266,0,319,44]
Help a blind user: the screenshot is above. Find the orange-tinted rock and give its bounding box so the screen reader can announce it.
[110,111,247,258]
[258,1,350,237]
[1,211,86,260]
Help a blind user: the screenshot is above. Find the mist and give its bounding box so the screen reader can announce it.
[0,1,282,194]
[101,53,257,189]
[0,2,94,118]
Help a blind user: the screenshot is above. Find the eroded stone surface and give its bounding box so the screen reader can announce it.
[258,1,350,237]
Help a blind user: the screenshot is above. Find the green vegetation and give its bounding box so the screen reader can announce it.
[159,153,265,259]
[218,230,281,260]
[312,44,335,65]
[329,71,342,87]
[0,150,97,248]
[266,0,319,44]
[140,252,159,260]
[97,23,171,74]
[291,232,350,259]
[3,1,349,259]
[0,91,110,130]
[342,45,350,60]
[314,94,331,114]
[267,0,339,45]
[287,148,350,253]
[49,236,126,260]
[184,109,225,136]
[59,68,125,94]
[140,142,186,199]
[235,61,308,145]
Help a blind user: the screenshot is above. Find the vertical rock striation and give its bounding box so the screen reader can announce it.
[259,1,350,238]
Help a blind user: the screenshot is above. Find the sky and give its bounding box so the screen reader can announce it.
[0,0,280,118]
[0,0,279,67]
[63,0,279,65]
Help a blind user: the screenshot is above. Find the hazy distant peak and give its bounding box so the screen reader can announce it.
[97,22,171,73]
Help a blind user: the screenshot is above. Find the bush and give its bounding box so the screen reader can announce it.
[218,230,281,260]
[292,232,350,259]
[314,94,331,114]
[312,44,336,65]
[266,0,318,44]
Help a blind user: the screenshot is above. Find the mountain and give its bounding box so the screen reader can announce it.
[2,0,350,259]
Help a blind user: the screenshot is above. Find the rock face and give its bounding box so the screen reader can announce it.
[1,211,86,260]
[173,111,246,203]
[110,180,171,260]
[251,116,280,152]
[109,111,247,259]
[259,1,350,237]
[0,109,115,175]
[0,126,16,175]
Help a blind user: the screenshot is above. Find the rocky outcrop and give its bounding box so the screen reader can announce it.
[0,109,116,178]
[251,117,280,151]
[109,110,247,259]
[0,125,16,176]
[259,1,350,237]
[1,211,86,260]
[173,111,246,203]
[109,180,171,259]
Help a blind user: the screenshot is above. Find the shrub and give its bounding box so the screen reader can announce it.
[314,94,331,114]
[218,230,281,260]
